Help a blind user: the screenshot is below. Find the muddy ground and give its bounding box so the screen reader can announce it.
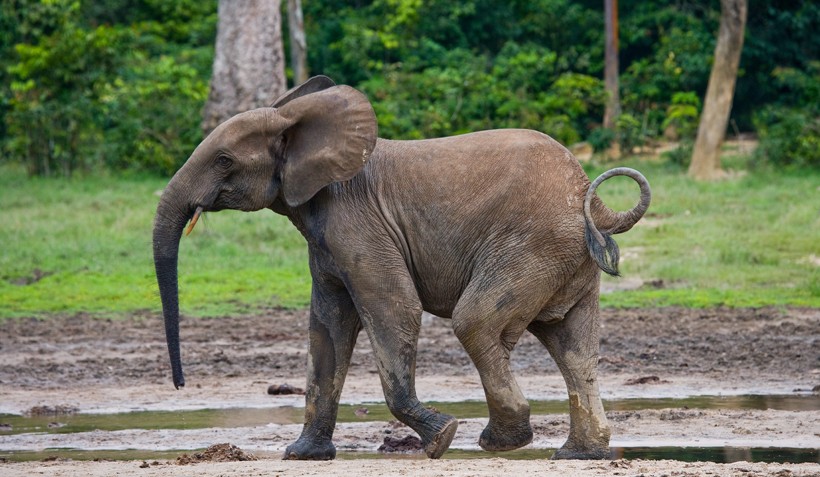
[1,306,819,476]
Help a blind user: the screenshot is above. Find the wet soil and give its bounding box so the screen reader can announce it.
[1,307,819,476]
[1,307,816,391]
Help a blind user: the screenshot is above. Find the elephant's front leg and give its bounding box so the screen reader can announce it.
[284,279,361,460]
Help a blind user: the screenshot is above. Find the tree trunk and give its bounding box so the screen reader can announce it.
[603,0,620,129]
[688,0,747,180]
[287,0,308,85]
[603,0,621,159]
[201,0,287,137]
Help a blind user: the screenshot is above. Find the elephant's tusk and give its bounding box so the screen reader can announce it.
[185,206,204,236]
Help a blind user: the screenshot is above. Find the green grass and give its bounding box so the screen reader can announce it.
[0,155,818,319]
[0,166,310,317]
[590,157,820,308]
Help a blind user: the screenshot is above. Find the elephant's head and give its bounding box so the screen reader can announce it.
[153,76,377,388]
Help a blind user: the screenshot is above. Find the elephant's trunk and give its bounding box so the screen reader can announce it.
[152,180,192,389]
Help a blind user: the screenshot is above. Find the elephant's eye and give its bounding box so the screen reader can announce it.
[215,154,233,170]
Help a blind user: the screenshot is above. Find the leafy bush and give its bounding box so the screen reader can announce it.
[360,42,604,144]
[753,107,820,169]
[615,113,645,153]
[1,0,214,176]
[662,91,700,139]
[661,141,694,168]
[4,7,126,176]
[100,53,209,175]
[752,63,819,169]
[587,127,615,153]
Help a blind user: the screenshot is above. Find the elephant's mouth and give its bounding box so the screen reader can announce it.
[185,206,204,236]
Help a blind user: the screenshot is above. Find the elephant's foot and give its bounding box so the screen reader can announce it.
[422,415,459,459]
[283,436,336,460]
[478,420,533,452]
[552,393,611,460]
[552,443,610,460]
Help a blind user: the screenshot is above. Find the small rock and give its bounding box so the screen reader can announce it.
[624,376,669,385]
[267,383,305,395]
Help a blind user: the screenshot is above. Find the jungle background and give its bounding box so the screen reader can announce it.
[1,0,818,177]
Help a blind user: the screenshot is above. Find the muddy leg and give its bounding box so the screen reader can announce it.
[452,288,535,452]
[528,291,611,459]
[350,271,458,459]
[284,279,361,460]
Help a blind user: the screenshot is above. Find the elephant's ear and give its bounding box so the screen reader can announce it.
[277,85,377,207]
[271,75,336,108]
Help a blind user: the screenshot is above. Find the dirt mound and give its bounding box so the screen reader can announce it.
[378,435,424,453]
[175,443,257,465]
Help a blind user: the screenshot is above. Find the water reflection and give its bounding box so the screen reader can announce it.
[0,394,817,436]
[2,446,817,464]
[612,446,820,464]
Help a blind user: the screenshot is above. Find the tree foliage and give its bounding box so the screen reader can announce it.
[1,0,214,176]
[1,0,817,176]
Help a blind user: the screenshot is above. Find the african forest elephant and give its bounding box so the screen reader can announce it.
[153,76,651,461]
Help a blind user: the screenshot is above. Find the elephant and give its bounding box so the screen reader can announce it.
[153,76,651,461]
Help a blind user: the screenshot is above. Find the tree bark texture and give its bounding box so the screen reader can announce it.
[202,0,287,137]
[688,0,747,180]
[603,0,620,131]
[287,0,309,85]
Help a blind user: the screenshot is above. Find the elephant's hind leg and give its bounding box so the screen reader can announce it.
[528,290,611,460]
[346,260,458,459]
[451,284,542,452]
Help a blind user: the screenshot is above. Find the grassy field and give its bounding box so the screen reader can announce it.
[1,154,818,318]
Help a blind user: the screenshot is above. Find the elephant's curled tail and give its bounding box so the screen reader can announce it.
[583,167,652,277]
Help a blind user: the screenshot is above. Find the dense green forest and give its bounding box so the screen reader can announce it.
[1,0,817,177]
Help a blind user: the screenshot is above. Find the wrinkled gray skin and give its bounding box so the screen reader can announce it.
[153,76,651,461]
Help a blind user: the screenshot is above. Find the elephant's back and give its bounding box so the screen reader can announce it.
[370,129,589,213]
[361,130,591,316]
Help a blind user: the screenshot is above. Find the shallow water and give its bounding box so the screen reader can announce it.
[2,447,817,464]
[1,394,818,464]
[1,394,816,436]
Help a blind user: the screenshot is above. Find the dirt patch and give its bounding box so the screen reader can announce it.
[1,307,816,391]
[24,405,79,416]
